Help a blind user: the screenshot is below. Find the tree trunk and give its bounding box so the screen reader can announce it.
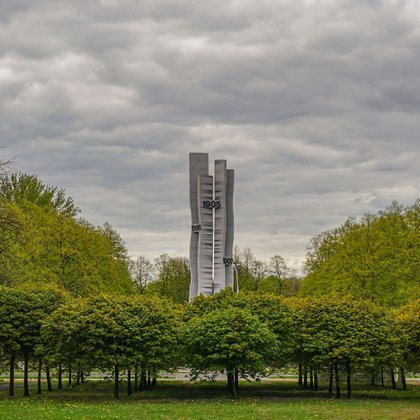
[142,371,147,390]
[139,370,144,391]
[148,370,151,388]
[23,352,30,397]
[227,371,238,398]
[298,363,303,386]
[371,374,375,386]
[134,368,139,392]
[127,369,132,396]
[400,367,407,391]
[346,359,352,399]
[303,367,308,388]
[328,364,333,395]
[37,358,42,395]
[314,372,318,391]
[390,369,397,390]
[381,367,384,387]
[227,371,232,395]
[58,364,63,389]
[68,365,72,387]
[76,371,81,386]
[81,371,85,384]
[234,368,239,395]
[114,364,119,400]
[9,353,15,397]
[152,377,157,387]
[334,362,340,399]
[46,365,52,391]
[309,367,314,389]
[227,371,233,392]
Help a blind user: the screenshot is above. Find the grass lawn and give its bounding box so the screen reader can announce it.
[0,380,419,419]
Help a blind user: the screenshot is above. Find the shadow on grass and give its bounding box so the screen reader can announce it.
[31,380,420,404]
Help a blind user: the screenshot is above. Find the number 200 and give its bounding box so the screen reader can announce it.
[202,200,221,208]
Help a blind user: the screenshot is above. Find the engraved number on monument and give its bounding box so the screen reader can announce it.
[223,257,233,266]
[202,200,222,209]
[191,223,201,233]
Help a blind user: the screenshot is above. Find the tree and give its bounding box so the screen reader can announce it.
[0,202,21,285]
[0,172,133,295]
[298,297,403,398]
[185,289,296,375]
[0,173,79,218]
[0,162,22,284]
[129,256,155,294]
[0,286,65,396]
[233,247,270,291]
[300,201,420,307]
[42,294,181,399]
[394,299,420,386]
[149,255,190,303]
[184,306,277,398]
[269,254,288,295]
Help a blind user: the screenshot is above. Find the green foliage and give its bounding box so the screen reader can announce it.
[394,299,420,372]
[0,173,134,296]
[147,255,190,304]
[233,247,300,295]
[296,296,403,371]
[42,294,181,373]
[184,306,278,377]
[185,290,296,369]
[300,200,420,306]
[0,173,80,217]
[0,286,66,357]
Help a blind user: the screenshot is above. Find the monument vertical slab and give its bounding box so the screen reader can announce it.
[189,153,235,300]
[197,174,214,295]
[189,153,209,298]
[225,169,235,288]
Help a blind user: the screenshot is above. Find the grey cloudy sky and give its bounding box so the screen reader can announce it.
[1,0,419,270]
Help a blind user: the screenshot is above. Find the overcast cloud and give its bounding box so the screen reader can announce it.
[1,0,419,270]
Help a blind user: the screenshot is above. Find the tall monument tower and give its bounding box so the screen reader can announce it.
[189,153,235,300]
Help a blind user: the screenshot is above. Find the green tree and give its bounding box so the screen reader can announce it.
[148,255,190,303]
[394,299,420,387]
[0,286,65,396]
[42,294,181,399]
[300,201,420,306]
[0,173,133,295]
[298,297,402,398]
[0,173,79,217]
[184,306,277,398]
[186,290,295,372]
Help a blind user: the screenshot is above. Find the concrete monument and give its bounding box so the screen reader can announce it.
[189,153,235,299]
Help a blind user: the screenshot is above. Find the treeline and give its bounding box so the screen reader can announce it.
[300,200,420,307]
[0,287,418,399]
[0,169,134,295]
[129,250,299,304]
[136,200,420,305]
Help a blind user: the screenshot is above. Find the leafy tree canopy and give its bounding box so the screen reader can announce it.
[300,200,420,307]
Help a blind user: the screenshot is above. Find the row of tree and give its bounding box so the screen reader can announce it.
[1,286,418,399]
[132,200,419,307]
[2,162,417,311]
[130,250,300,303]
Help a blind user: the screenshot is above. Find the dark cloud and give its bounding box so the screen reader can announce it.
[1,0,419,270]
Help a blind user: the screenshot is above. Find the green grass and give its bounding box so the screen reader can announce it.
[0,380,419,419]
